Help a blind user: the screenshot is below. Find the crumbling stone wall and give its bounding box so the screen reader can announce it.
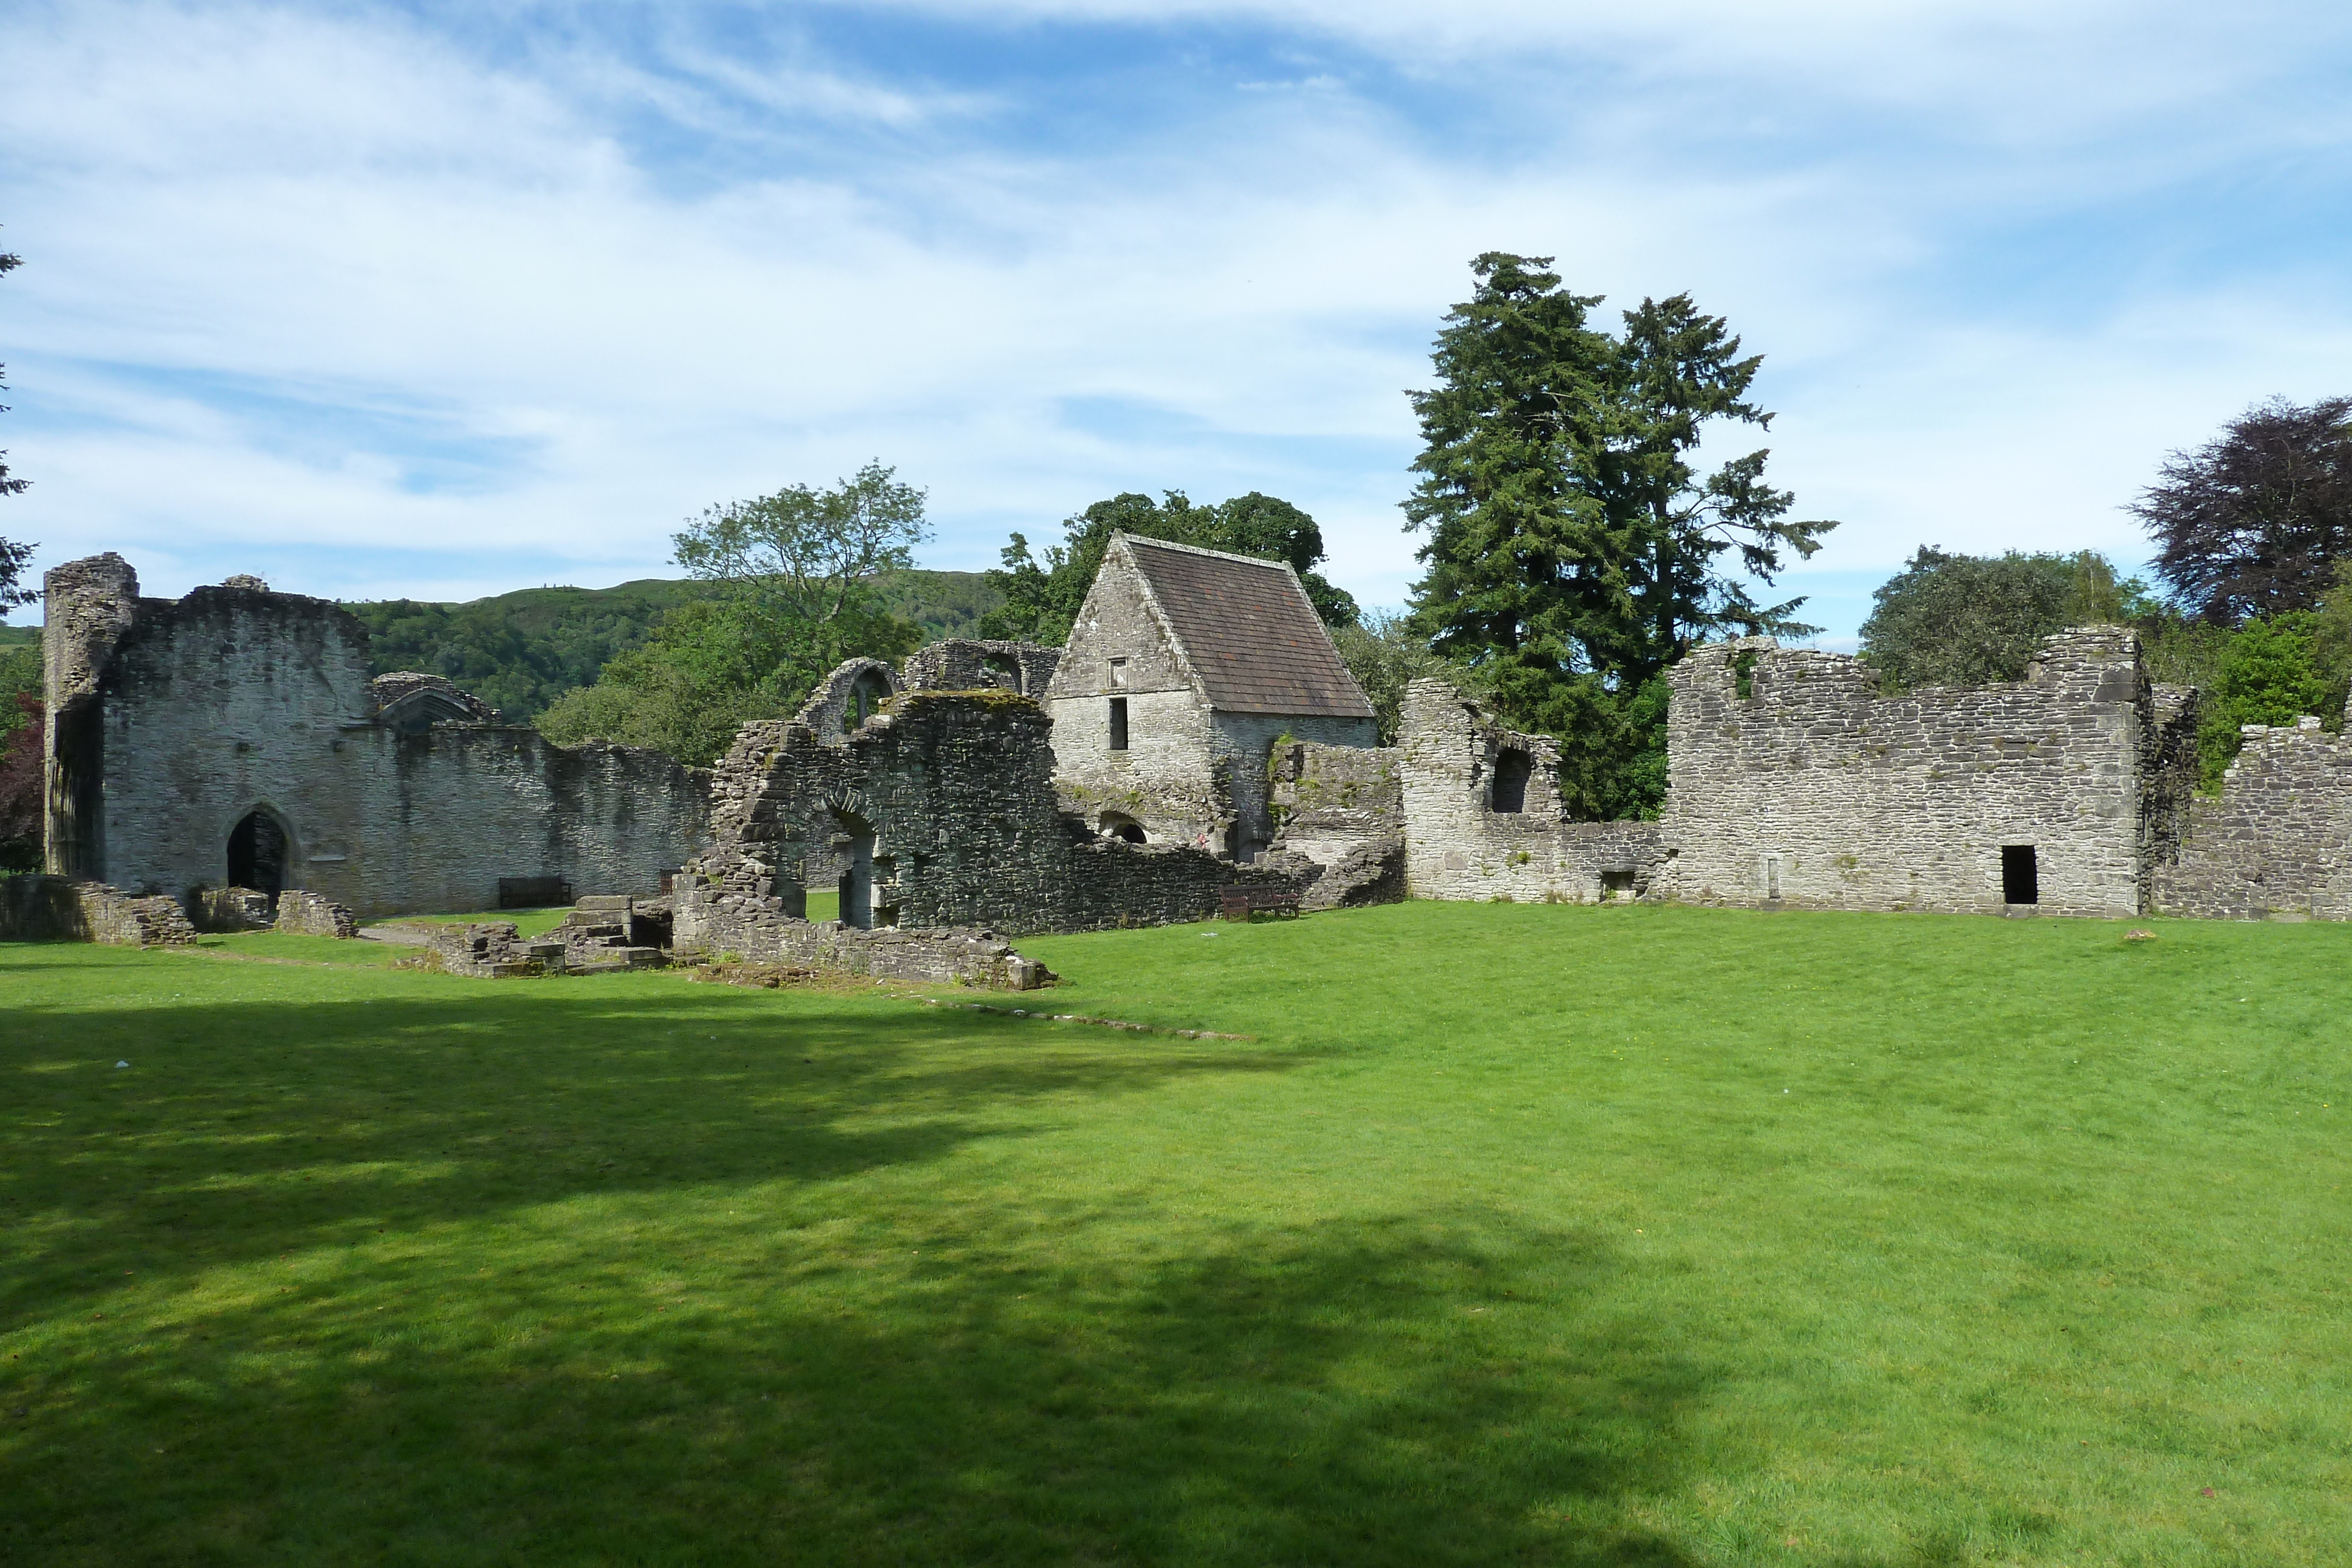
[903,638,1061,698]
[1399,680,1663,902]
[0,874,195,945]
[2152,712,2352,918]
[1659,628,2189,917]
[275,888,359,938]
[189,886,274,933]
[690,690,1270,937]
[671,874,1054,989]
[37,556,711,919]
[1267,741,1405,908]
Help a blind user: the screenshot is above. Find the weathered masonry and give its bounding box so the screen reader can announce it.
[2152,709,2352,919]
[39,554,710,919]
[680,680,1292,957]
[1658,629,2200,917]
[1042,531,1377,860]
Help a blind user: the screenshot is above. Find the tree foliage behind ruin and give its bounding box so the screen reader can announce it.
[1857,547,2153,691]
[535,466,938,766]
[979,490,1358,646]
[2134,396,2352,624]
[1399,253,1833,820]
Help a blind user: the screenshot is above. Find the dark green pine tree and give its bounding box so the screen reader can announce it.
[1403,253,1835,817]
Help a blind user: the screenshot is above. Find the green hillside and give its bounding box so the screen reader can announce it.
[0,624,37,647]
[343,570,1001,723]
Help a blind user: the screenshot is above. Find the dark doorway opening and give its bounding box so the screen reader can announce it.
[834,809,876,930]
[1491,748,1531,813]
[1108,697,1129,751]
[228,810,290,902]
[1100,811,1147,844]
[2002,844,2039,905]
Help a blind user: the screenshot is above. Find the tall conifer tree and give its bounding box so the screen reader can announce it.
[1403,253,1835,817]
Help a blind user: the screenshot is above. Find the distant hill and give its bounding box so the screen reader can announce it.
[341,570,1003,724]
[0,625,36,648]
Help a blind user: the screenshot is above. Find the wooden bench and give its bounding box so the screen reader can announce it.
[1220,886,1301,921]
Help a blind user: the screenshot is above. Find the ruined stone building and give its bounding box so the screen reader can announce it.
[31,528,2352,954]
[1041,532,1377,860]
[39,553,709,919]
[1654,629,2200,918]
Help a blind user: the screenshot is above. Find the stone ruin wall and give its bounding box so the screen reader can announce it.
[0,874,195,947]
[1267,740,1405,908]
[903,638,1062,699]
[38,557,710,920]
[2153,708,2352,919]
[1398,679,1663,904]
[1659,629,2196,918]
[678,688,1294,982]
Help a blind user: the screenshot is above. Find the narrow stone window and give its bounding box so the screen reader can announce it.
[1491,748,1531,813]
[2002,844,2039,905]
[1108,697,1129,751]
[1766,855,1781,901]
[1108,657,1128,689]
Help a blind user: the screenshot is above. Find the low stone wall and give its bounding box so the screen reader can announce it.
[674,874,1055,990]
[189,886,274,933]
[423,922,568,978]
[2153,717,2352,918]
[275,888,359,938]
[0,875,82,941]
[82,882,197,947]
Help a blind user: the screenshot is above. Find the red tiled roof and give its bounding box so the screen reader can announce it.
[1125,536,1375,720]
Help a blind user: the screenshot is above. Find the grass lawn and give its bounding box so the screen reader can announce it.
[3,902,2348,1564]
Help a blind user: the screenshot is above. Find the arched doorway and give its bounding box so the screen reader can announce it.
[227,808,292,901]
[1099,811,1147,844]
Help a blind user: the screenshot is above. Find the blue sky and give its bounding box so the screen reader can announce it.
[4,1,2351,646]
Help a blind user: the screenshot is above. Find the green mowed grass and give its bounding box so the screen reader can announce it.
[3,904,2348,1565]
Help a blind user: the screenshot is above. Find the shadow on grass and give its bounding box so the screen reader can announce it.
[8,1209,1707,1567]
[1,986,1307,1334]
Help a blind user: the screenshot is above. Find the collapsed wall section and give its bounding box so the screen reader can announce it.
[1659,629,2164,917]
[2153,714,2352,918]
[683,690,1281,955]
[1267,740,1405,908]
[1398,679,1662,902]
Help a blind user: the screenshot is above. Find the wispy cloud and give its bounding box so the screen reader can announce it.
[1,0,2347,633]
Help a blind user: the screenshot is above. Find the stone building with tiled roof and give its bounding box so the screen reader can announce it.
[1041,531,1377,860]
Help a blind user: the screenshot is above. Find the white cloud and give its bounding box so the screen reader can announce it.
[0,0,2347,638]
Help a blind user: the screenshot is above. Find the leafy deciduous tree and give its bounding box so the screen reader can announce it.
[2134,396,2352,624]
[979,490,1358,646]
[537,463,930,766]
[1857,547,2154,691]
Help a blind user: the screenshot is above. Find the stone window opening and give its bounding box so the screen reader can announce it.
[983,653,1022,693]
[1108,697,1129,751]
[1601,869,1636,901]
[2002,844,2039,905]
[1108,656,1128,689]
[848,670,893,730]
[1766,855,1782,901]
[1099,811,1147,844]
[1733,650,1760,700]
[227,807,294,904]
[1492,748,1531,814]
